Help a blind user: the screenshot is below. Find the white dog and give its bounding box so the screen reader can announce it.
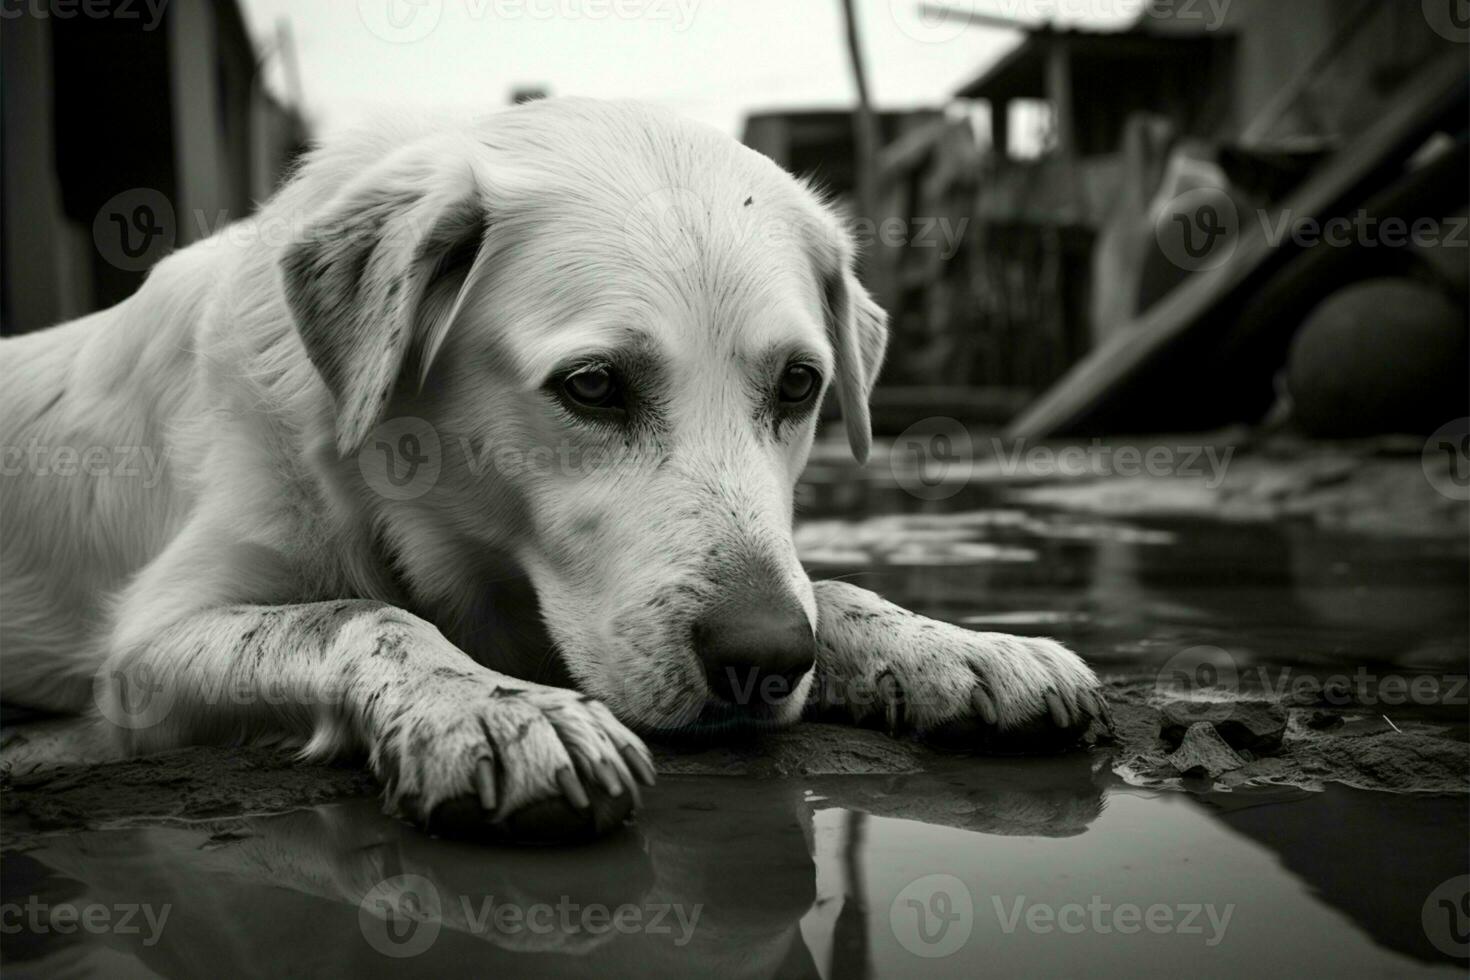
[0,99,1106,837]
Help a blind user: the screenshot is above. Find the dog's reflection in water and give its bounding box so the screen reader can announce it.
[11,755,1105,979]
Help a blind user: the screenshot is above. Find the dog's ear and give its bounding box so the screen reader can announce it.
[280,146,488,456]
[821,266,889,464]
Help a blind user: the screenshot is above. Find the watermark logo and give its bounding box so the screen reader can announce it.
[1155,186,1239,272]
[990,438,1233,487]
[358,0,443,42]
[93,187,175,272]
[360,874,444,958]
[888,0,975,44]
[1153,645,1467,709]
[1259,211,1468,250]
[891,417,973,500]
[1155,645,1239,698]
[1422,875,1470,959]
[93,657,178,732]
[359,416,442,501]
[1423,0,1470,42]
[1423,417,1470,501]
[849,215,969,260]
[887,431,1234,500]
[890,874,974,958]
[1157,198,1468,274]
[92,626,358,730]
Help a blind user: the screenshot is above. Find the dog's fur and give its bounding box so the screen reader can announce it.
[0,99,1105,830]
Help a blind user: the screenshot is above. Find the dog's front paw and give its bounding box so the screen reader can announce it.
[914,635,1113,753]
[812,580,1112,753]
[814,612,1110,754]
[371,673,657,842]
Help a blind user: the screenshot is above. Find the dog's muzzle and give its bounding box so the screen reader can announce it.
[692,589,815,712]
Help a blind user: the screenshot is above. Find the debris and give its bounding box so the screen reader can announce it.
[1165,723,1247,778]
[1160,700,1289,753]
[1007,56,1468,439]
[1305,710,1344,731]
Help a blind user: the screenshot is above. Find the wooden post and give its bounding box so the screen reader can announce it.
[992,98,1010,158]
[839,0,885,292]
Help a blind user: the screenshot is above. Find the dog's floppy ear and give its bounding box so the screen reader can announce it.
[280,144,488,456]
[822,265,889,464]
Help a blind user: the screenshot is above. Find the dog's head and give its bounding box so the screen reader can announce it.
[280,99,886,734]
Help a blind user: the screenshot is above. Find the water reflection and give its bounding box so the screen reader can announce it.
[4,756,1106,979]
[7,757,1464,977]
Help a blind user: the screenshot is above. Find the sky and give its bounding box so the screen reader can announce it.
[238,0,1141,138]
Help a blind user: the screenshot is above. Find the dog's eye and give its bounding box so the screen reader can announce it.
[561,367,620,409]
[778,365,819,404]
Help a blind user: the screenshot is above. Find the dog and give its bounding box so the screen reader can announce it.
[0,98,1107,836]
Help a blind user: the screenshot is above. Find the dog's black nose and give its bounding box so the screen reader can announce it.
[693,594,816,708]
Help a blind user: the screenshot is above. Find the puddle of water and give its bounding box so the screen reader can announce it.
[3,454,1467,976]
[798,466,1469,688]
[3,768,1465,977]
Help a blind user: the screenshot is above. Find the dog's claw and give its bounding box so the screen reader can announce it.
[621,745,657,787]
[556,765,591,811]
[588,758,624,798]
[1045,689,1069,728]
[587,747,639,807]
[971,684,999,726]
[1078,690,1108,732]
[474,757,497,812]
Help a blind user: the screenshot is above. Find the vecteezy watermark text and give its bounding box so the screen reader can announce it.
[889,874,1234,958]
[0,0,168,30]
[358,875,701,957]
[992,895,1234,946]
[1155,186,1470,273]
[356,0,700,44]
[1,897,171,947]
[890,421,1235,501]
[890,0,1232,44]
[1156,645,1470,709]
[0,440,169,489]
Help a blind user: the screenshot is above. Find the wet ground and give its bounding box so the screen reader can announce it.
[3,439,1468,977]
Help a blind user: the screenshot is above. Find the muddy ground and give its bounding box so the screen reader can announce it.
[4,671,1465,850]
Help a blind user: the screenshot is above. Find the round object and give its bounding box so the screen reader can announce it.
[1287,279,1468,437]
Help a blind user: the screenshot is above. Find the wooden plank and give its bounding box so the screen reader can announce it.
[1006,55,1468,440]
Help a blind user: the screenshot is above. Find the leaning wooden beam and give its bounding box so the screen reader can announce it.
[840,0,880,224]
[1006,55,1468,439]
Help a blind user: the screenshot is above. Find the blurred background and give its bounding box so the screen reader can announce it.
[3,0,1467,447]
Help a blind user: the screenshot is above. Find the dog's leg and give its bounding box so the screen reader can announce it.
[807,581,1110,746]
[95,601,655,824]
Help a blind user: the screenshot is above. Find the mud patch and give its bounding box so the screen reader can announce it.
[2,743,377,844]
[6,684,1464,853]
[1104,678,1470,794]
